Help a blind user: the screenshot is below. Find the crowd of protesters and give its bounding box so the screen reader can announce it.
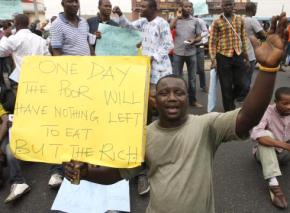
[0,0,289,212]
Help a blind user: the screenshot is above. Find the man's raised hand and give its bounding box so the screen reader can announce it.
[112,6,123,17]
[251,13,288,68]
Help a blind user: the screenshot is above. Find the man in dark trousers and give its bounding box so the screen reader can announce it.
[209,0,249,111]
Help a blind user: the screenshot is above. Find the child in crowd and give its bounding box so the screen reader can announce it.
[251,87,290,209]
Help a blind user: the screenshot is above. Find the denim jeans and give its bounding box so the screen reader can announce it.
[173,55,197,102]
[196,47,206,89]
[0,136,26,184]
[242,60,256,97]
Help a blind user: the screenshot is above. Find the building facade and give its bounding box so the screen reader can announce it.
[21,0,46,21]
[131,0,183,21]
[207,0,249,15]
[131,0,250,20]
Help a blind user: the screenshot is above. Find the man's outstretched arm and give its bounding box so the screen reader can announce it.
[236,13,289,137]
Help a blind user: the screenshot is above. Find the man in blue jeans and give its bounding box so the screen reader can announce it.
[170,1,202,108]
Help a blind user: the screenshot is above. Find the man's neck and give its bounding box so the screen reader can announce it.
[16,27,27,32]
[224,13,233,18]
[182,14,190,19]
[146,12,157,22]
[246,12,253,17]
[158,115,189,129]
[99,14,110,22]
[64,11,78,22]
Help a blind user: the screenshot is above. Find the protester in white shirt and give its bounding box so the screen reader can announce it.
[0,14,50,84]
[113,1,173,85]
[0,14,49,204]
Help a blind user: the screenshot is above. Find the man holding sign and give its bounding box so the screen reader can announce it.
[112,0,173,112]
[87,0,119,55]
[65,13,289,213]
[87,0,118,35]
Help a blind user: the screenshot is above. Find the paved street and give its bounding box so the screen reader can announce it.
[0,67,290,213]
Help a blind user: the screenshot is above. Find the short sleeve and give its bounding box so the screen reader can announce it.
[251,18,263,34]
[119,166,142,180]
[195,20,202,35]
[50,21,63,48]
[0,35,20,57]
[210,109,245,147]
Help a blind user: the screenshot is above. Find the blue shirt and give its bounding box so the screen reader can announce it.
[50,13,91,56]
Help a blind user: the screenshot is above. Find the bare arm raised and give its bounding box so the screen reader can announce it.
[236,13,289,137]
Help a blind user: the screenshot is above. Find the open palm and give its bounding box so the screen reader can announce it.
[252,13,288,68]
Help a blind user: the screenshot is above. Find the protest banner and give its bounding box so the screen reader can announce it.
[96,23,142,56]
[0,0,23,20]
[10,56,150,168]
[190,0,209,16]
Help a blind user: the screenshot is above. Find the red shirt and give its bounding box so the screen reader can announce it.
[169,29,176,55]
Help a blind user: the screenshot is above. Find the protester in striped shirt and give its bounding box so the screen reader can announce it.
[209,0,249,112]
[50,0,95,56]
[48,0,97,189]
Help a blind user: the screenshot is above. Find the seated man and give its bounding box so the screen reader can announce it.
[251,87,290,209]
[64,13,288,213]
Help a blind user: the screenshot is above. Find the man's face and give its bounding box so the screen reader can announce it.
[182,2,193,17]
[155,78,188,124]
[252,7,257,16]
[99,0,112,17]
[276,94,290,116]
[62,0,79,15]
[140,1,150,18]
[222,0,234,16]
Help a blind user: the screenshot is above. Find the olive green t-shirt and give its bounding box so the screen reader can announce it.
[120,109,241,213]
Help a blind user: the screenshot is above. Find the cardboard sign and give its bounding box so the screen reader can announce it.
[0,0,23,20]
[96,23,142,56]
[10,56,150,168]
[190,0,209,16]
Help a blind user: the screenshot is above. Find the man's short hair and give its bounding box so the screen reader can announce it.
[1,21,12,30]
[156,74,188,90]
[98,0,108,7]
[179,0,192,8]
[222,0,234,4]
[144,0,157,10]
[245,2,257,13]
[275,87,290,101]
[14,14,29,28]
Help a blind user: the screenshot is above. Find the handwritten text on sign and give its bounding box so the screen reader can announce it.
[10,56,150,168]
